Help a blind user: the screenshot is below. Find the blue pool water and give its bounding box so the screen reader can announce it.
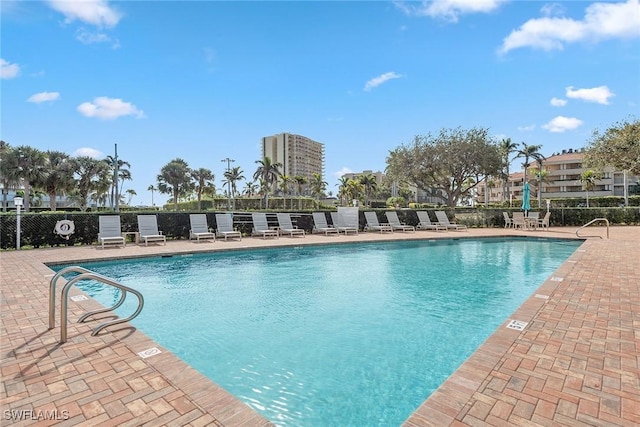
[55,238,581,426]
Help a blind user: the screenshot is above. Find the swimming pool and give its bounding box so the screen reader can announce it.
[56,237,581,426]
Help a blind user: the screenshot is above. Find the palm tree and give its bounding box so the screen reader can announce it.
[309,172,327,201]
[293,175,307,209]
[105,155,131,210]
[581,170,598,208]
[359,173,377,208]
[336,176,350,206]
[73,156,109,211]
[223,166,245,209]
[191,167,215,211]
[14,145,47,212]
[253,157,282,209]
[147,184,157,206]
[125,189,137,206]
[279,175,293,209]
[40,150,75,211]
[0,142,20,212]
[515,142,545,184]
[499,138,518,203]
[345,178,364,205]
[243,181,259,197]
[157,158,192,210]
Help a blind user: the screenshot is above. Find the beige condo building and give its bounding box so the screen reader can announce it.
[261,133,325,182]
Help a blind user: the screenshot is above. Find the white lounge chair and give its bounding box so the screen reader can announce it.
[385,211,415,232]
[189,214,215,242]
[98,215,125,248]
[312,212,339,236]
[527,212,540,229]
[503,212,514,228]
[434,211,468,231]
[512,212,526,230]
[251,213,279,239]
[330,212,358,235]
[538,212,551,230]
[416,211,447,231]
[364,211,393,233]
[137,215,167,246]
[276,213,306,238]
[215,213,242,241]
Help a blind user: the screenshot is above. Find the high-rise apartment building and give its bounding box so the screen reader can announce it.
[261,133,325,181]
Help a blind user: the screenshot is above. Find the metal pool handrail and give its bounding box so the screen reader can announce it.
[576,217,609,239]
[49,266,144,343]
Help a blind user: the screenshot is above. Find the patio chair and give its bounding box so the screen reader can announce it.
[189,214,216,243]
[251,213,279,239]
[416,211,447,232]
[512,212,526,230]
[137,215,167,246]
[385,211,415,232]
[215,213,242,241]
[98,215,126,248]
[503,212,514,228]
[434,211,468,231]
[330,212,358,235]
[364,211,393,233]
[312,212,339,236]
[276,213,306,238]
[538,212,551,230]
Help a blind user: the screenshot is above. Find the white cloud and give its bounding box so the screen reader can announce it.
[566,85,615,105]
[540,3,566,18]
[499,0,640,54]
[517,124,536,131]
[73,147,103,158]
[47,0,122,28]
[27,91,60,103]
[1,59,20,79]
[77,96,145,120]
[394,0,506,22]
[334,167,354,179]
[550,97,567,107]
[76,29,119,47]
[542,116,584,132]
[364,72,403,91]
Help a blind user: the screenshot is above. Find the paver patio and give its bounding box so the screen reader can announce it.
[1,226,638,426]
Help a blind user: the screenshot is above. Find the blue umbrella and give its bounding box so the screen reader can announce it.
[521,181,531,215]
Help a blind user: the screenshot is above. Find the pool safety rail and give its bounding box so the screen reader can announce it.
[576,217,610,239]
[49,266,144,343]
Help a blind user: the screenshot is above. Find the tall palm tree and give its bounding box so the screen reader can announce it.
[105,155,131,210]
[581,170,598,208]
[191,167,215,211]
[40,150,75,211]
[253,157,282,209]
[359,173,377,208]
[279,175,293,209]
[14,145,47,211]
[73,156,109,211]
[147,184,157,206]
[0,142,20,212]
[336,176,350,206]
[125,189,137,206]
[499,138,518,203]
[293,175,307,209]
[223,166,245,209]
[157,158,192,211]
[515,142,545,184]
[243,181,258,197]
[309,172,327,201]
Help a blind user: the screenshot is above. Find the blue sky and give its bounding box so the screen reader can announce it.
[2,0,639,206]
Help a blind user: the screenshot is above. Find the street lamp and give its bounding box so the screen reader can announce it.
[221,157,235,210]
[14,197,23,250]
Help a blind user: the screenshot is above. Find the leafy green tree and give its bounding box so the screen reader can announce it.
[584,117,640,176]
[253,157,282,209]
[386,127,502,207]
[73,156,109,211]
[0,141,19,212]
[359,173,377,208]
[581,170,599,208]
[40,150,75,211]
[158,158,192,210]
[191,167,215,211]
[309,172,327,201]
[515,142,545,183]
[13,145,47,211]
[499,137,518,202]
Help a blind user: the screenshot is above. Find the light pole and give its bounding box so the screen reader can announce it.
[14,196,23,250]
[221,157,235,210]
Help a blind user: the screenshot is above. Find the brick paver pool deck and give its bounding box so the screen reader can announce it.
[1,226,638,426]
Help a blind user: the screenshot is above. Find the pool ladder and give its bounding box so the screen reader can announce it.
[49,266,144,343]
[576,217,609,239]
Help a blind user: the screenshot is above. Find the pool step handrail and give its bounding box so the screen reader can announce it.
[49,266,144,343]
[576,217,609,239]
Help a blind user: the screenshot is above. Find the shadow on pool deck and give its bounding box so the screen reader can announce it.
[1,226,639,426]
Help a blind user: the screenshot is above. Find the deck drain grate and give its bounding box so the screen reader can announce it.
[506,320,528,331]
[138,347,162,358]
[535,294,549,299]
[70,295,88,302]
[550,276,564,282]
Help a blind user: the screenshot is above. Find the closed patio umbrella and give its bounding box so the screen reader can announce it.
[521,181,531,216]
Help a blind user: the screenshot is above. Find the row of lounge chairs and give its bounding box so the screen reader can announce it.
[97,210,468,249]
